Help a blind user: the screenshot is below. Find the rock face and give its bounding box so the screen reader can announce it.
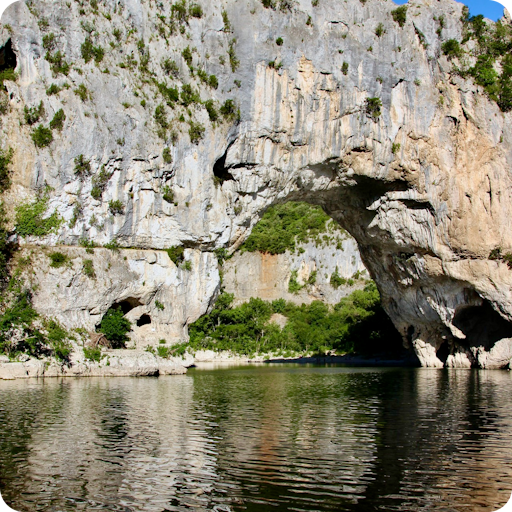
[223,237,368,306]
[2,0,512,368]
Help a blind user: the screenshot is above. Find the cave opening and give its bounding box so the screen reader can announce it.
[112,297,143,315]
[137,314,152,327]
[0,39,17,90]
[452,300,512,349]
[213,148,235,184]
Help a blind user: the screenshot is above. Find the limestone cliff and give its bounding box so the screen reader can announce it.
[2,0,512,368]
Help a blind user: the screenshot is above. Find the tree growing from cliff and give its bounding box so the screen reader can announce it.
[99,307,131,348]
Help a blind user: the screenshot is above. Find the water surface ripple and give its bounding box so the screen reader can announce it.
[0,365,511,511]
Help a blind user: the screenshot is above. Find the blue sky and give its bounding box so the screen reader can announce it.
[392,0,505,21]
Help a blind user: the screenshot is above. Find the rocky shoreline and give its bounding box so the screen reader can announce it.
[0,349,192,380]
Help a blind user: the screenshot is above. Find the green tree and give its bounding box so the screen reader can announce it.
[99,307,131,348]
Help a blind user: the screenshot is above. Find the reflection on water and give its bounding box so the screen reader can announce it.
[0,366,511,511]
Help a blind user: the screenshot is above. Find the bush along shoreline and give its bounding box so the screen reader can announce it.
[181,282,407,360]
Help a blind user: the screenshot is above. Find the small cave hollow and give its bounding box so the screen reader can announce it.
[213,149,234,184]
[0,38,17,74]
[136,314,152,327]
[452,300,512,349]
[436,341,450,364]
[112,297,143,315]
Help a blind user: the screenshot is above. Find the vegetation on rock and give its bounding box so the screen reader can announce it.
[15,194,63,237]
[241,202,345,255]
[98,307,131,348]
[186,283,402,357]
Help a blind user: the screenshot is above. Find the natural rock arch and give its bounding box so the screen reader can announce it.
[3,0,512,367]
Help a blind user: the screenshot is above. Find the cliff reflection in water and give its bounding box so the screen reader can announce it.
[0,366,511,511]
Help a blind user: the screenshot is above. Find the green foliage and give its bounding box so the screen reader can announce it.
[189,4,203,18]
[391,142,401,155]
[15,194,63,237]
[154,104,168,129]
[181,260,192,271]
[445,12,512,112]
[24,101,45,125]
[44,319,71,361]
[228,38,239,72]
[171,0,188,22]
[441,39,463,60]
[288,270,302,294]
[222,9,231,32]
[74,83,89,102]
[241,202,342,255]
[0,67,16,90]
[0,147,13,193]
[45,51,70,76]
[163,147,173,164]
[188,121,205,143]
[31,124,53,147]
[157,345,171,358]
[470,54,498,89]
[220,99,237,120]
[186,283,400,357]
[330,266,346,289]
[42,33,56,51]
[74,154,91,177]
[489,247,512,269]
[391,6,407,28]
[167,245,184,266]
[83,259,95,278]
[108,199,124,215]
[81,37,104,63]
[276,37,284,46]
[48,251,68,268]
[162,185,174,203]
[375,22,385,37]
[365,97,382,121]
[91,165,111,199]
[155,300,165,311]
[98,307,131,348]
[162,58,179,76]
[342,61,349,76]
[83,346,103,362]
[104,239,120,251]
[156,81,180,106]
[0,288,72,361]
[79,238,96,253]
[181,46,193,66]
[204,99,218,122]
[0,204,11,284]
[180,83,200,106]
[49,108,65,131]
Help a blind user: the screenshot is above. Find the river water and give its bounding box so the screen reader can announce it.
[0,365,511,512]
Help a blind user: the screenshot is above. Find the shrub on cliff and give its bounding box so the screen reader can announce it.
[15,194,63,237]
[49,109,65,131]
[0,147,13,193]
[391,6,407,28]
[31,125,53,147]
[98,307,131,348]
[365,97,382,121]
[167,246,184,266]
[441,39,463,60]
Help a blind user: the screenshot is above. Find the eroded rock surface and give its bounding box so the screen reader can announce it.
[2,0,512,367]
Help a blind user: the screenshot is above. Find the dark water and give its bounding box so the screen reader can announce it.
[1,365,512,512]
